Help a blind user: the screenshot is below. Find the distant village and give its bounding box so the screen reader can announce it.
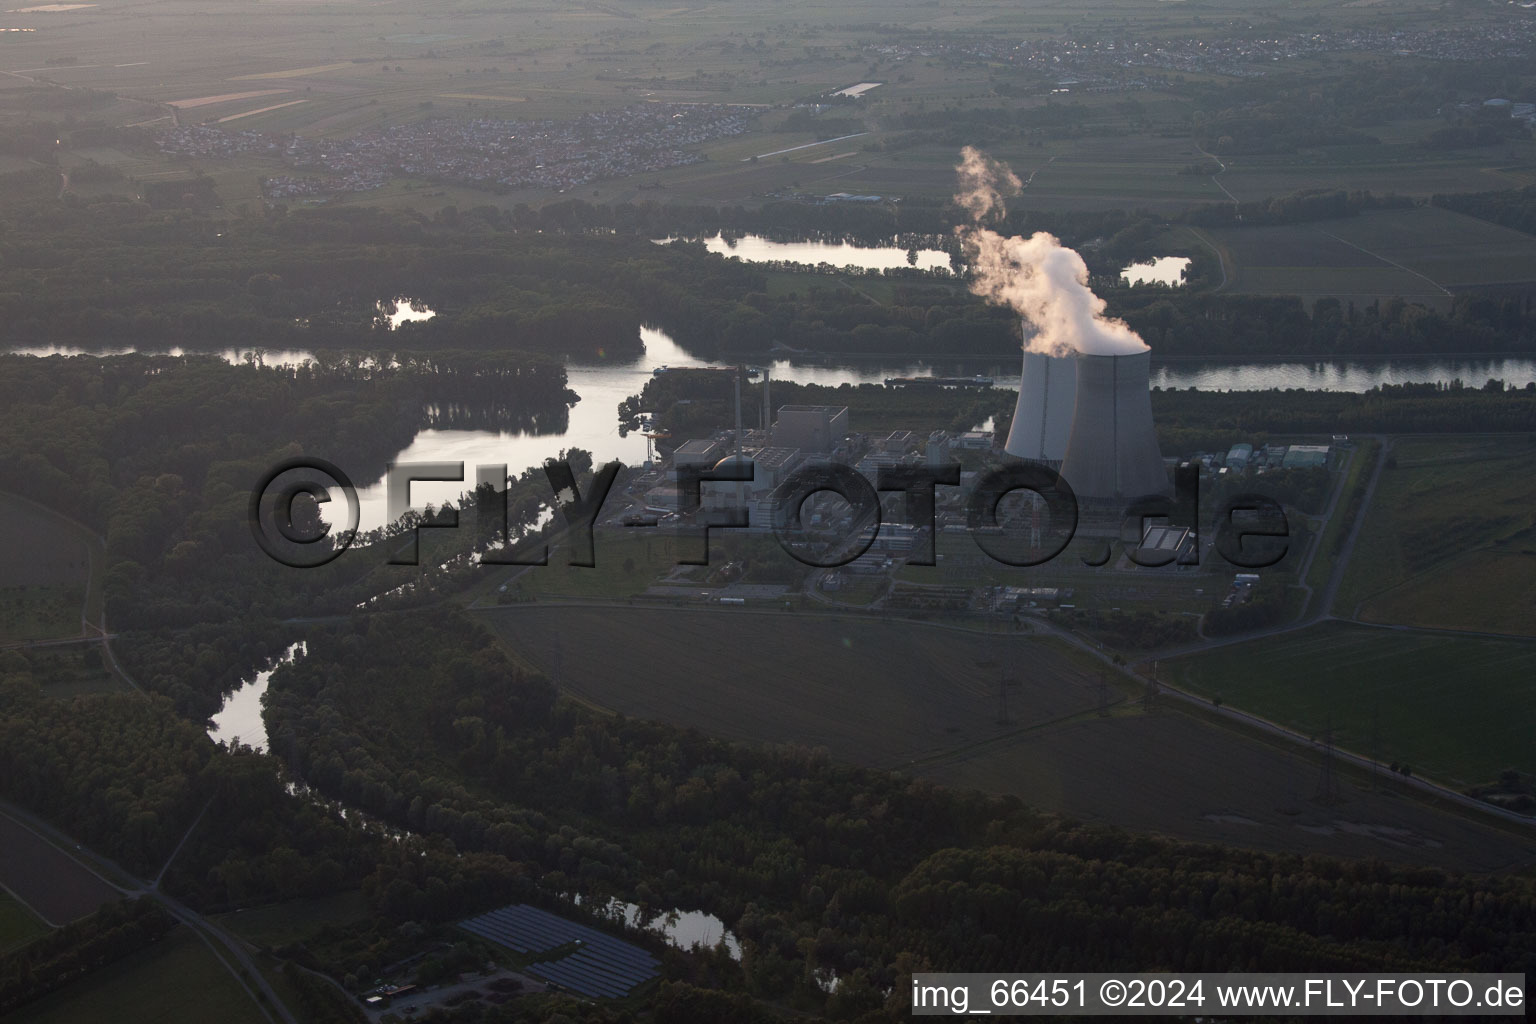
[155,103,758,200]
[873,22,1536,89]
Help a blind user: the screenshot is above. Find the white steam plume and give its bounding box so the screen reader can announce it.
[954,144,1020,223]
[953,149,1149,357]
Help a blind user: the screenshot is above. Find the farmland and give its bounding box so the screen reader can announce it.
[1162,622,1536,789]
[12,928,266,1024]
[482,605,1106,760]
[1215,142,1536,208]
[213,890,369,950]
[1205,206,1536,310]
[0,808,122,927]
[21,647,124,699]
[1336,435,1536,633]
[0,892,47,955]
[480,605,1533,869]
[1304,438,1377,606]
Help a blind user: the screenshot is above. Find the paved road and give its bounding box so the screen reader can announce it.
[0,798,297,1024]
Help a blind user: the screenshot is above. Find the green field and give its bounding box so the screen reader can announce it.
[0,891,48,955]
[0,492,95,644]
[28,646,126,699]
[896,533,1221,615]
[1326,206,1536,288]
[483,604,1106,760]
[472,530,700,602]
[479,604,1532,868]
[215,890,369,950]
[1218,146,1536,208]
[1207,206,1536,309]
[1164,622,1536,788]
[1304,439,1378,607]
[1337,435,1536,633]
[13,929,267,1024]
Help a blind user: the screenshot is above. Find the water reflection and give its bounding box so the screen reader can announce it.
[6,344,318,365]
[1121,255,1190,287]
[376,297,437,330]
[208,642,306,753]
[663,233,954,274]
[1151,357,1535,391]
[572,893,742,959]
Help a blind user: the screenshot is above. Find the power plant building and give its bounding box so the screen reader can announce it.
[673,439,726,469]
[772,405,849,453]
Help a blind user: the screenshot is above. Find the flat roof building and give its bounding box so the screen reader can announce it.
[772,405,849,452]
[1282,445,1330,469]
[673,439,724,468]
[953,430,994,451]
[874,430,917,455]
[926,430,952,466]
[750,446,802,491]
[1139,523,1196,566]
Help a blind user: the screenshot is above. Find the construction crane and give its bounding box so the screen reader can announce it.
[643,429,671,466]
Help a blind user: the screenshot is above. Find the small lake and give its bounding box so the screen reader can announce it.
[571,893,742,959]
[664,233,955,274]
[1122,255,1190,287]
[208,642,305,753]
[376,297,436,330]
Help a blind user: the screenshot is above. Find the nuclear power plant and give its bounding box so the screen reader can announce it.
[1003,350,1076,463]
[1057,349,1171,502]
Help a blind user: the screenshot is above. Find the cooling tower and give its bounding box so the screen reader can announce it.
[1004,350,1076,463]
[1059,350,1170,502]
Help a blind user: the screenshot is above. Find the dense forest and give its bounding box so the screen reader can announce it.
[0,353,568,720]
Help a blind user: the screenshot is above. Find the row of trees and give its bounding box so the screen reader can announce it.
[0,900,177,1014]
[1434,185,1536,237]
[1150,381,1536,438]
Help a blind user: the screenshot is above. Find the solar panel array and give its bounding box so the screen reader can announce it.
[459,904,660,999]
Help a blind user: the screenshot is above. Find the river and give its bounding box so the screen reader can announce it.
[338,331,1536,532]
[207,642,306,753]
[7,325,1535,532]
